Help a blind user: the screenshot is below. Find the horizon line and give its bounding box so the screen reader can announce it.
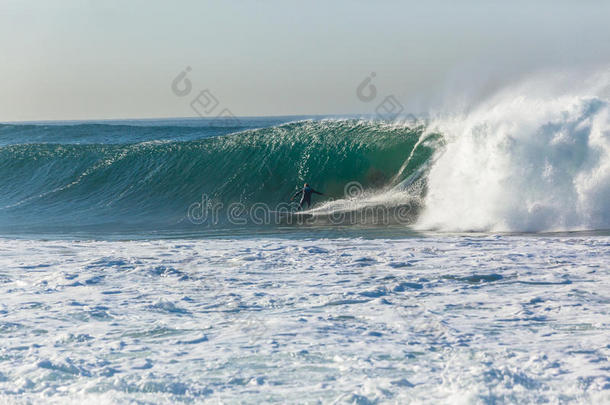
[0,113,397,125]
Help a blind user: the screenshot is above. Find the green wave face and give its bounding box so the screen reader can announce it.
[0,120,440,233]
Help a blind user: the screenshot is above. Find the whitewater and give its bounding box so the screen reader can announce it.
[419,70,610,233]
[0,235,608,404]
[1,71,609,403]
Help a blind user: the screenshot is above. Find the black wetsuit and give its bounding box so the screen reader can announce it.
[292,186,323,210]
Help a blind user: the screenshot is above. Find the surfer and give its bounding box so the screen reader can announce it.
[290,183,324,210]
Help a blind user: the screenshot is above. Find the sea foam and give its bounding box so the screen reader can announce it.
[418,70,610,232]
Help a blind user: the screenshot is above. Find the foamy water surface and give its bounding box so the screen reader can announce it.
[0,235,608,404]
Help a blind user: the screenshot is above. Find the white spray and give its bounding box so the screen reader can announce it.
[417,69,610,232]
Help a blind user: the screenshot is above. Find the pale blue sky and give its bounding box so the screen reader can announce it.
[1,0,609,121]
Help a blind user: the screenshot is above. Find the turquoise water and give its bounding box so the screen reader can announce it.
[1,112,609,403]
[0,117,439,238]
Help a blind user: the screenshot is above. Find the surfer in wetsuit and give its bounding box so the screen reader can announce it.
[290,183,324,210]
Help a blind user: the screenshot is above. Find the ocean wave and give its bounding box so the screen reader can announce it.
[0,119,434,232]
[2,70,609,235]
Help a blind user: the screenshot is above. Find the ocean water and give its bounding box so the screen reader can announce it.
[1,235,609,404]
[1,74,609,403]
